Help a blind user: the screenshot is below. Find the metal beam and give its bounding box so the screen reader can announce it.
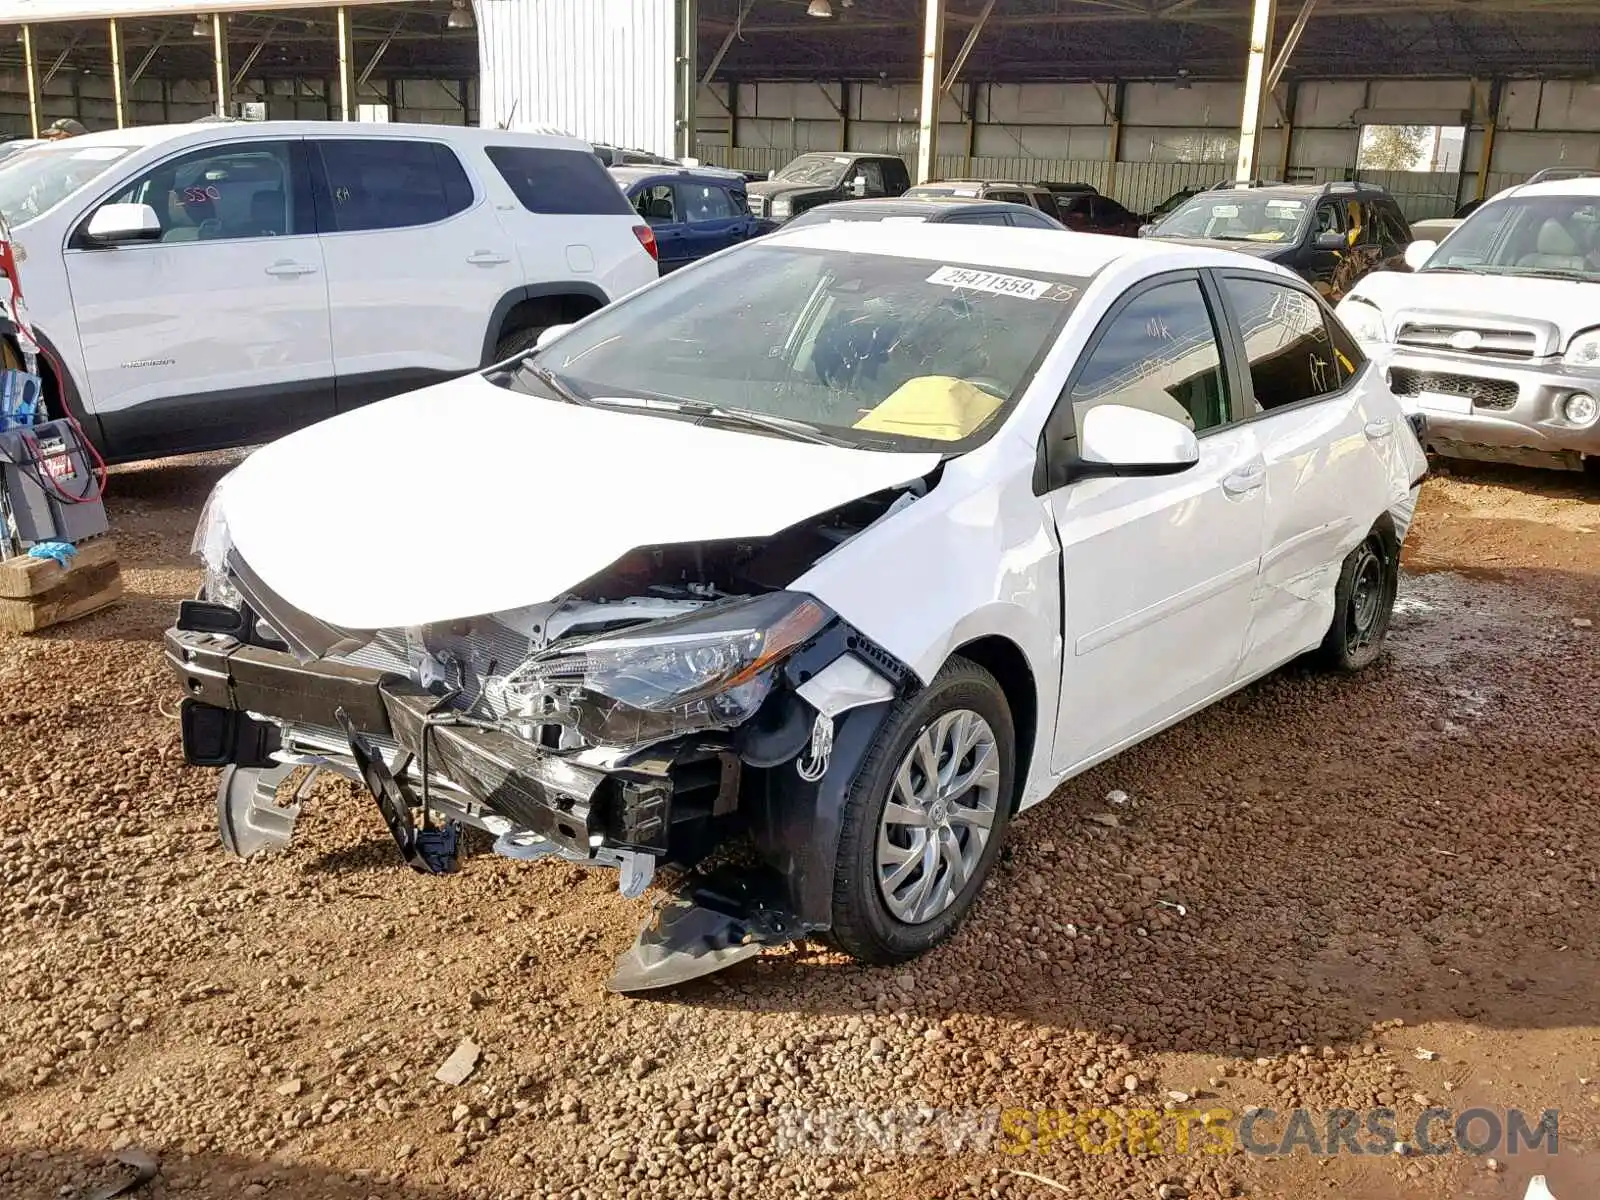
[1265,0,1317,93]
[940,0,996,94]
[1235,0,1276,182]
[232,22,277,90]
[703,0,756,86]
[20,25,40,138]
[211,12,230,118]
[42,32,84,86]
[108,17,127,127]
[335,5,356,121]
[916,0,945,184]
[127,28,169,86]
[357,15,407,92]
[676,0,698,159]
[1475,78,1503,201]
[1106,80,1125,196]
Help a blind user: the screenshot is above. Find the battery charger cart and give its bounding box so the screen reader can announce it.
[0,336,123,634]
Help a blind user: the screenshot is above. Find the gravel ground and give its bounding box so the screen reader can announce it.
[1,458,1596,1200]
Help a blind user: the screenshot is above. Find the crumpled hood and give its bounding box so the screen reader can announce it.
[1147,235,1289,259]
[1347,269,1595,339]
[215,374,940,630]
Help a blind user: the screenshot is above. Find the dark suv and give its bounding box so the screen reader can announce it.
[745,152,911,224]
[1143,180,1412,300]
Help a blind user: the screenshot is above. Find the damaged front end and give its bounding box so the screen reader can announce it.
[167,484,924,992]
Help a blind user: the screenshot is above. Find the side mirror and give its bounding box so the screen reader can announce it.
[535,324,574,352]
[85,202,161,245]
[1137,223,1156,238]
[849,176,868,197]
[1314,229,1346,250]
[1403,239,1437,271]
[767,169,777,180]
[1077,403,1199,478]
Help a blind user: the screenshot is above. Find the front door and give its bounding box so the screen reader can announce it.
[1215,272,1396,679]
[62,138,334,460]
[309,136,509,409]
[1046,273,1266,772]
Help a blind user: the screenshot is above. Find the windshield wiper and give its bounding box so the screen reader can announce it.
[581,394,856,447]
[517,363,592,407]
[1501,267,1596,282]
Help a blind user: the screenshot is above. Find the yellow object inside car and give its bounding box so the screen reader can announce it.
[853,375,1005,441]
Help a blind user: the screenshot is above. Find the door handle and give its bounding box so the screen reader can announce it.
[264,261,317,277]
[466,250,510,265]
[1364,418,1394,440]
[1221,464,1266,497]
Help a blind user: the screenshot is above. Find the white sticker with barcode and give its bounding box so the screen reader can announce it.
[926,265,1051,299]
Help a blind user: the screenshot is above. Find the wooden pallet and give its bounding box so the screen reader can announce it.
[0,537,122,634]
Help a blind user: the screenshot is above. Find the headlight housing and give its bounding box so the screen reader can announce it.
[770,198,792,219]
[488,591,833,747]
[1335,296,1386,344]
[190,483,241,608]
[1564,328,1600,370]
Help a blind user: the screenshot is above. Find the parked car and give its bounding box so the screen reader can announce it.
[902,179,1061,220]
[1143,179,1279,224]
[1337,175,1600,472]
[592,142,754,184]
[1038,180,1098,198]
[168,222,1426,993]
[783,196,1064,230]
[0,121,658,465]
[1408,216,1462,243]
[612,165,762,273]
[1051,191,1142,237]
[746,152,911,223]
[1144,181,1412,300]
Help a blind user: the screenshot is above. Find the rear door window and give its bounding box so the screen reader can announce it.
[312,139,473,233]
[634,183,677,224]
[485,145,634,215]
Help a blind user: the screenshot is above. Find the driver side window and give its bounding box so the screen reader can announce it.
[106,141,303,243]
[1068,279,1231,436]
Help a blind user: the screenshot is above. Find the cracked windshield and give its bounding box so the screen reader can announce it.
[523,244,1086,450]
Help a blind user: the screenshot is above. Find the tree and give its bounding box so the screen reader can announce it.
[1360,125,1432,172]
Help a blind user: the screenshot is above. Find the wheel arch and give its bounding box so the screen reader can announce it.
[480,283,611,366]
[949,633,1037,816]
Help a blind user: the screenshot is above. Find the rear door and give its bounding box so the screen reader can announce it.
[61,137,334,459]
[309,135,500,409]
[1212,270,1395,679]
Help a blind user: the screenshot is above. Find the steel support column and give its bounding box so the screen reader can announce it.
[1235,0,1277,182]
[108,18,128,128]
[1276,79,1298,181]
[211,13,230,118]
[675,0,698,160]
[1476,79,1503,202]
[1106,81,1125,197]
[21,25,40,138]
[916,0,945,184]
[335,6,357,121]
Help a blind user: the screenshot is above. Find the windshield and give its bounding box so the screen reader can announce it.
[1154,193,1309,243]
[1418,194,1600,280]
[775,155,851,186]
[507,244,1087,452]
[0,142,137,226]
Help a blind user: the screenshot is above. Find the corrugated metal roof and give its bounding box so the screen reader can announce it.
[0,0,422,18]
[477,0,676,158]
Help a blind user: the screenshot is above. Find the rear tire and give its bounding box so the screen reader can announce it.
[827,657,1015,965]
[494,325,545,362]
[1315,518,1400,673]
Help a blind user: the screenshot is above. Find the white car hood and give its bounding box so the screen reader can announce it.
[1351,269,1594,336]
[217,374,941,630]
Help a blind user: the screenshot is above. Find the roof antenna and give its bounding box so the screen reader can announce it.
[498,95,520,131]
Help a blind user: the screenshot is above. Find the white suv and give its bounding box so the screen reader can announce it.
[0,122,658,463]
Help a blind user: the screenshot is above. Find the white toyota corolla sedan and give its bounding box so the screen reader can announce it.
[167,222,1427,991]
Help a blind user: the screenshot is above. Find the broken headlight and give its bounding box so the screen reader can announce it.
[490,592,832,747]
[190,482,242,609]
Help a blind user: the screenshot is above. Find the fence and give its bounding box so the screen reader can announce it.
[696,142,1517,222]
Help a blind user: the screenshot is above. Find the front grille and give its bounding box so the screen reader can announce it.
[1394,322,1540,359]
[1389,367,1518,411]
[751,195,769,218]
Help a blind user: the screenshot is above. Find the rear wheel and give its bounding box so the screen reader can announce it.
[827,657,1015,964]
[1315,520,1399,672]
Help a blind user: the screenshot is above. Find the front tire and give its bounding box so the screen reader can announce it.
[1315,519,1399,672]
[827,657,1015,964]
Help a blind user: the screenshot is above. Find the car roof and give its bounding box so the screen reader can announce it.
[912,179,1038,190]
[792,197,1038,220]
[609,165,745,188]
[1512,176,1600,199]
[769,218,1287,278]
[56,121,595,153]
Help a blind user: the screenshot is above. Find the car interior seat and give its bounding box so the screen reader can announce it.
[1517,218,1588,272]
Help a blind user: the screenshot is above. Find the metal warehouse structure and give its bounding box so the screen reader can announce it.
[5,0,1600,217]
